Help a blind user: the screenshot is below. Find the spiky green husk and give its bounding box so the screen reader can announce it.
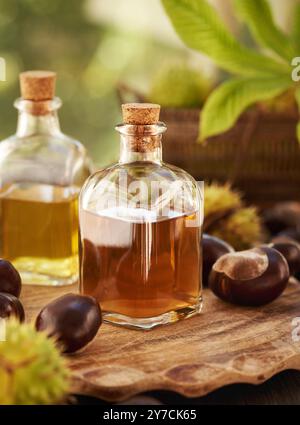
[0,319,69,405]
[204,183,242,218]
[204,183,263,250]
[210,207,263,251]
[148,65,213,108]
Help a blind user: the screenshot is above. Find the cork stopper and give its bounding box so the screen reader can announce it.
[122,103,160,125]
[20,70,56,101]
[120,103,162,153]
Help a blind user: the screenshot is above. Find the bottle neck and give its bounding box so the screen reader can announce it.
[119,134,163,164]
[116,123,166,165]
[14,97,62,137]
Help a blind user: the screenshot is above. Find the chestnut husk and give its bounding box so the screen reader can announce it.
[209,246,289,306]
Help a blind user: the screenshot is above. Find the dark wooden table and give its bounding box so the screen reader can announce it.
[24,283,300,402]
[75,369,300,405]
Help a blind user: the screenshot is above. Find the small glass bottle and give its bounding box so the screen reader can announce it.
[0,71,92,286]
[79,103,203,329]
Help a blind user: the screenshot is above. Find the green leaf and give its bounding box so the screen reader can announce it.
[296,122,300,145]
[233,0,297,62]
[295,86,300,106]
[200,76,291,141]
[162,0,290,77]
[292,4,300,51]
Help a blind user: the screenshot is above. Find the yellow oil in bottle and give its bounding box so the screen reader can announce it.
[0,182,79,285]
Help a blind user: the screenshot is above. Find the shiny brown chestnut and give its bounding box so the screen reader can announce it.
[35,293,102,353]
[209,246,289,306]
[277,228,300,243]
[269,237,300,277]
[203,234,234,286]
[0,292,25,322]
[0,259,22,297]
[262,202,300,236]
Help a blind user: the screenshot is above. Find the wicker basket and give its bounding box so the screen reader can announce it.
[117,86,300,205]
[161,108,300,205]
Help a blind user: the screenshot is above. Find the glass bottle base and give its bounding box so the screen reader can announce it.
[20,271,78,286]
[102,298,203,330]
[11,256,79,286]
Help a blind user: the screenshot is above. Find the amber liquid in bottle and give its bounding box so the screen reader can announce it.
[80,208,202,322]
[0,183,79,285]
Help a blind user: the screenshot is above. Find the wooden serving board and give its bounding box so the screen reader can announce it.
[22,281,300,402]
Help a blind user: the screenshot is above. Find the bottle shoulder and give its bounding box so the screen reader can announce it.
[0,132,92,187]
[161,161,201,184]
[80,161,203,220]
[84,161,200,185]
[0,131,86,154]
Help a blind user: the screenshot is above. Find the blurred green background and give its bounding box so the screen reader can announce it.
[0,0,296,167]
[0,0,197,167]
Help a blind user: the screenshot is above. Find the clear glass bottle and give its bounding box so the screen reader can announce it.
[0,71,92,286]
[79,103,203,329]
